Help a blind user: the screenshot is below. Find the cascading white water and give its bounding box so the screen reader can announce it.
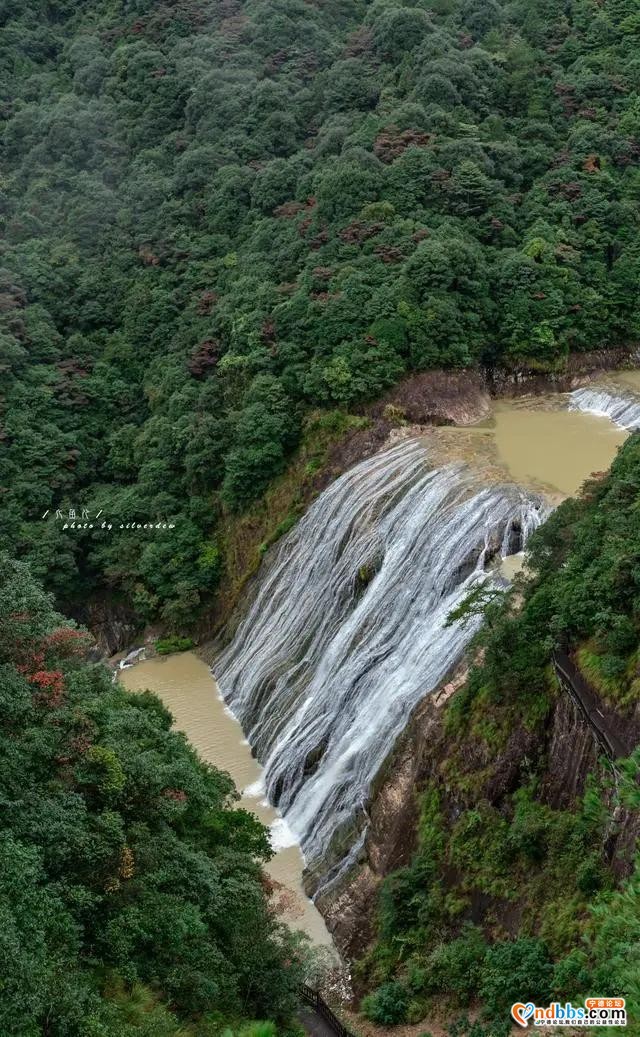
[569,386,640,429]
[214,439,545,890]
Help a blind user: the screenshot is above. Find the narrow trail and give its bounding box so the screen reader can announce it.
[553,649,631,760]
[299,1006,342,1037]
[299,987,354,1037]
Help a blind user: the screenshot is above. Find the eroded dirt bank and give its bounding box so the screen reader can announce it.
[365,347,636,428]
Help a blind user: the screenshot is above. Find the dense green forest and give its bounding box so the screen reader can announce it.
[359,434,640,1030]
[0,552,306,1035]
[2,0,640,625]
[3,1,640,1031]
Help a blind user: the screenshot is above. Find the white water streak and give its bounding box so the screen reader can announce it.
[569,387,640,430]
[215,440,544,883]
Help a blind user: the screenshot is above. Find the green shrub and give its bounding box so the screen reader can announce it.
[378,858,443,939]
[600,653,627,679]
[155,635,195,655]
[429,925,488,1005]
[448,805,513,898]
[480,938,553,1012]
[407,998,429,1023]
[237,1024,278,1037]
[361,981,409,1025]
[552,948,591,999]
[597,614,636,656]
[405,959,429,994]
[576,853,605,895]
[507,786,549,863]
[449,1018,512,1037]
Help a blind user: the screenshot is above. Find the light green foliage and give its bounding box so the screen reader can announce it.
[155,635,196,655]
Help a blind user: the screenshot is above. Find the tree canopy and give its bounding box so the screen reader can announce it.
[2,0,640,623]
[0,552,304,1035]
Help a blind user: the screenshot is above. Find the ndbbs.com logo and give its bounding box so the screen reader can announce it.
[511,998,626,1027]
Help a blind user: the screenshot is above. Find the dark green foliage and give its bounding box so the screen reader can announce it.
[552,948,592,1000]
[427,926,488,1006]
[0,554,303,1034]
[448,1017,511,1037]
[361,981,409,1025]
[2,0,640,623]
[479,938,553,1011]
[586,860,640,1023]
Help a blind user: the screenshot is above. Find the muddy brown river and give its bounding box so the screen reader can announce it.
[119,653,333,946]
[120,376,639,946]
[491,401,627,497]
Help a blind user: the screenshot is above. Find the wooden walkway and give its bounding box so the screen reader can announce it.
[553,649,629,760]
[299,986,354,1037]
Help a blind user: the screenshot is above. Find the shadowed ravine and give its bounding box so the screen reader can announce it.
[214,439,546,892]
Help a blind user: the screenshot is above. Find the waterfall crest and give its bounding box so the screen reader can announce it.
[214,439,545,888]
[569,386,640,430]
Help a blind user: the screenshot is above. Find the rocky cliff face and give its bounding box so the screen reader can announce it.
[487,347,637,396]
[71,595,140,657]
[315,689,442,959]
[363,348,637,428]
[541,690,600,809]
[316,667,640,965]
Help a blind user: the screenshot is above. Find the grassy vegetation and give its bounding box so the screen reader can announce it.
[576,643,640,710]
[155,635,196,655]
[359,766,617,1024]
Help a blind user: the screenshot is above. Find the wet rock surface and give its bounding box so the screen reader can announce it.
[70,596,140,657]
[315,689,446,960]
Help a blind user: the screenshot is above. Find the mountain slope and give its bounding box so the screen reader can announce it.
[0,553,304,1035]
[2,0,640,624]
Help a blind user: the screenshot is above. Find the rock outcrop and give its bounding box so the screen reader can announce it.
[316,665,640,964]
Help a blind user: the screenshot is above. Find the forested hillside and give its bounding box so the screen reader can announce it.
[2,0,640,625]
[0,552,305,1035]
[357,434,640,1030]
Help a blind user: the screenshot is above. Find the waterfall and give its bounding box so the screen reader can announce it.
[569,386,640,430]
[214,439,545,890]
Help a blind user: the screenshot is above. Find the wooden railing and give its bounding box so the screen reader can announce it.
[299,985,355,1037]
[552,649,627,761]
